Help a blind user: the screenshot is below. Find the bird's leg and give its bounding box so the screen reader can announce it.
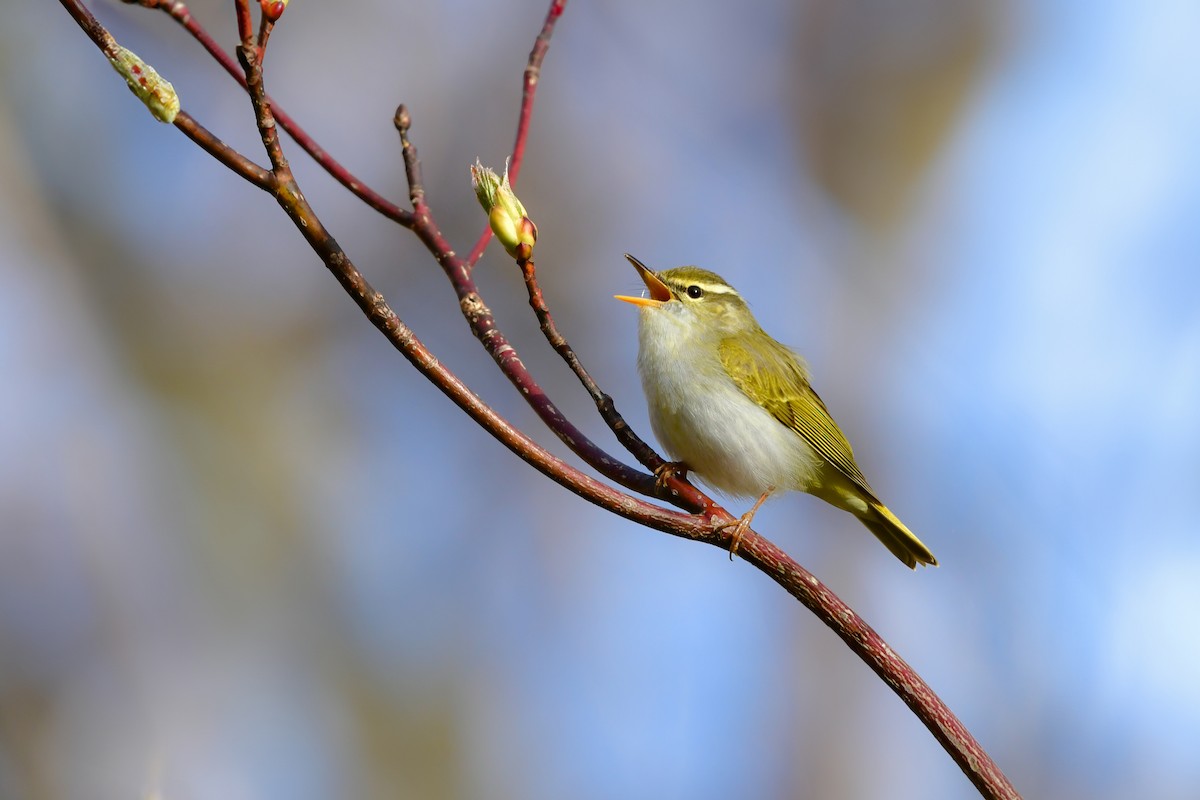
[721,488,774,560]
[653,460,690,493]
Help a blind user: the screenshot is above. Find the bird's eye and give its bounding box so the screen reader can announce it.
[686,285,704,299]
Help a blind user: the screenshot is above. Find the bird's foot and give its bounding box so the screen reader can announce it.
[653,461,690,494]
[721,513,754,560]
[715,488,773,560]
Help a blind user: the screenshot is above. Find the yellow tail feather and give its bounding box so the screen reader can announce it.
[859,503,938,569]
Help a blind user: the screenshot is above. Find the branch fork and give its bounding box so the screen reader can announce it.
[56,2,1020,797]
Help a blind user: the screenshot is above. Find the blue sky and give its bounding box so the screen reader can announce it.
[2,1,1199,798]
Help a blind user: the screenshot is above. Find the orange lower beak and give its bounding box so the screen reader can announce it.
[614,254,672,308]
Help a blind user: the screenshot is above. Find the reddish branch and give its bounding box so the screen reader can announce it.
[123,0,414,225]
[393,111,679,503]
[464,0,567,268]
[58,1,1021,798]
[513,253,667,477]
[129,0,669,501]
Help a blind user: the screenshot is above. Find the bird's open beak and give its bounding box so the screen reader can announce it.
[614,254,672,308]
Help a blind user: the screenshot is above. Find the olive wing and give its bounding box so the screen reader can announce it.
[718,335,875,496]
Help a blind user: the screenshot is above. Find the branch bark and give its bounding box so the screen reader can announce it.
[464,0,567,268]
[57,2,1022,798]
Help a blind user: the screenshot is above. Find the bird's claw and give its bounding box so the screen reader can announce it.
[714,488,773,561]
[715,513,754,560]
[653,461,689,493]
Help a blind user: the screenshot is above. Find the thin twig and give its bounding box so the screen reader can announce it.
[126,0,414,226]
[256,15,274,53]
[394,112,675,504]
[65,0,271,187]
[187,0,702,539]
[175,112,272,188]
[444,0,681,494]
[237,42,289,175]
[57,2,1024,797]
[62,0,123,57]
[233,0,253,45]
[516,256,665,474]
[394,105,425,212]
[734,534,1020,800]
[464,0,566,268]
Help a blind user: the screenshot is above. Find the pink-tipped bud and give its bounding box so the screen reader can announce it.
[471,160,537,259]
[260,0,289,21]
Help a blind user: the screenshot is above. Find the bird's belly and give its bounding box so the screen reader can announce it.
[648,379,817,498]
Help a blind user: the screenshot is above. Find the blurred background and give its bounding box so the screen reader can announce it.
[3,0,1199,798]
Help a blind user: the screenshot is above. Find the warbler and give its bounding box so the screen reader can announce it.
[615,255,936,568]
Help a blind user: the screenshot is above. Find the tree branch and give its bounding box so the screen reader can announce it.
[175,112,272,188]
[123,0,415,226]
[515,253,667,475]
[232,0,253,55]
[57,1,1022,798]
[464,0,566,268]
[185,0,702,539]
[394,111,681,505]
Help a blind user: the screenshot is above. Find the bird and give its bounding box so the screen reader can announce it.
[614,254,936,568]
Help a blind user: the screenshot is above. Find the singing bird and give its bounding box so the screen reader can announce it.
[615,255,936,568]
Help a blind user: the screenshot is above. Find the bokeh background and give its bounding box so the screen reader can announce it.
[3,1,1199,798]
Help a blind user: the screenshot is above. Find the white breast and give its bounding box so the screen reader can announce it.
[636,307,817,498]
